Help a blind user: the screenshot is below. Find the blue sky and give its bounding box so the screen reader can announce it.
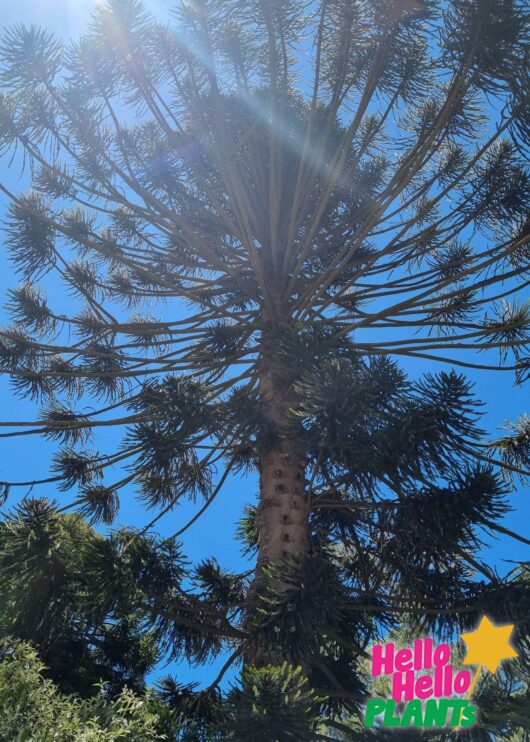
[0,0,528,690]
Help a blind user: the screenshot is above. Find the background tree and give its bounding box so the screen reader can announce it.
[0,0,530,737]
[0,499,161,696]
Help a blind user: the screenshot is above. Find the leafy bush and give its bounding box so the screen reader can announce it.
[0,641,162,741]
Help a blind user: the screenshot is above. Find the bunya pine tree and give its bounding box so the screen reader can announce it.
[0,0,529,738]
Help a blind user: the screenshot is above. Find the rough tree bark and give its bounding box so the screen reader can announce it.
[255,374,309,572]
[245,325,311,666]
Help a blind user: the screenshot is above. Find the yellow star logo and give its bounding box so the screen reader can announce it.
[460,615,518,674]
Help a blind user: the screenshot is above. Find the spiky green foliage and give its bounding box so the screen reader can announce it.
[0,0,529,737]
[227,663,321,741]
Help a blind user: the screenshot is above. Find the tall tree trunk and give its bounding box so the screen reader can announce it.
[256,444,308,570]
[245,345,311,666]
